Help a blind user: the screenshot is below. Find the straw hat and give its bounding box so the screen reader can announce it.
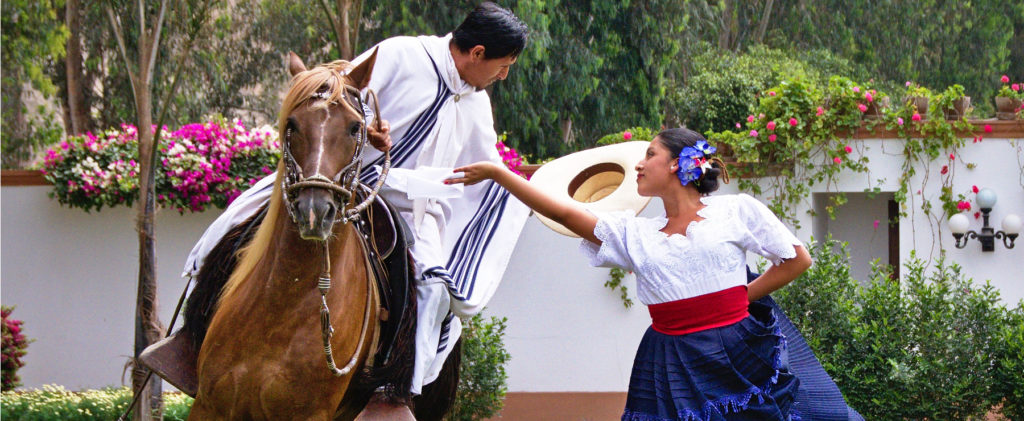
[528,141,652,237]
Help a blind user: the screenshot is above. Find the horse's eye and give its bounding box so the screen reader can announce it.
[350,123,362,137]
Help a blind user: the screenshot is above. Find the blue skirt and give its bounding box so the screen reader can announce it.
[622,301,800,421]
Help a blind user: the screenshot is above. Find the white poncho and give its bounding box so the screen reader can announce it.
[183,34,530,393]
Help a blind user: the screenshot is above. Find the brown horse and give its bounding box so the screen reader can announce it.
[188,52,390,420]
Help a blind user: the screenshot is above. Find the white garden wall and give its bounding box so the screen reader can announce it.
[2,134,1022,393]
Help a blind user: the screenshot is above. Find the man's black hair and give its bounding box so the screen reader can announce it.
[452,2,529,59]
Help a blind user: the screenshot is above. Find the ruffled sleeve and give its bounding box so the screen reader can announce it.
[578,210,635,270]
[735,194,802,266]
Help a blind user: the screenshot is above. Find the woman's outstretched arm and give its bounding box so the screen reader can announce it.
[449,162,601,244]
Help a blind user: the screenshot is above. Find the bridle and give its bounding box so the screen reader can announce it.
[281,81,391,377]
[281,84,390,226]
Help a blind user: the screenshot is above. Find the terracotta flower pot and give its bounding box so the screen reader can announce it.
[862,97,891,120]
[943,96,971,120]
[904,96,929,120]
[995,96,1023,120]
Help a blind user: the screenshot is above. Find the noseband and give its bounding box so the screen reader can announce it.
[281,84,391,227]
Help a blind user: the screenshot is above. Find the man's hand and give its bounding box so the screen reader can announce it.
[367,119,392,152]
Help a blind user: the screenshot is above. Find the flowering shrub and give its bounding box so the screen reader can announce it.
[2,306,29,391]
[41,119,279,213]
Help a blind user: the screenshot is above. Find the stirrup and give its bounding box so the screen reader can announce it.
[138,332,199,397]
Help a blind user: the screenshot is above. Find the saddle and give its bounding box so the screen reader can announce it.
[139,191,415,397]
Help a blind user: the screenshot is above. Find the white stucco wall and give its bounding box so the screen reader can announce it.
[1,136,1021,392]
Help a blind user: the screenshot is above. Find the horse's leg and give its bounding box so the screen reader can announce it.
[412,338,462,421]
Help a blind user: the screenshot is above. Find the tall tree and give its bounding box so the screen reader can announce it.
[104,0,219,418]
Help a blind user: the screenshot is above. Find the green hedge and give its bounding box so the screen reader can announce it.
[774,237,1023,420]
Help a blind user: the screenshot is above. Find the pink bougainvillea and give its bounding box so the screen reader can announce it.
[2,306,28,391]
[41,119,281,213]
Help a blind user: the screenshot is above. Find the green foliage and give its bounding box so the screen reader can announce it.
[0,0,67,96]
[603,268,634,309]
[994,303,1024,420]
[0,385,193,420]
[705,75,875,227]
[448,314,511,421]
[595,126,656,146]
[1,0,68,169]
[762,0,1018,117]
[1,107,65,169]
[774,240,1019,420]
[669,45,858,133]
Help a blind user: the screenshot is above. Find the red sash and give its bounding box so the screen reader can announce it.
[647,286,749,335]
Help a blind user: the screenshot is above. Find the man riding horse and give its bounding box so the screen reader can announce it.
[144,2,531,419]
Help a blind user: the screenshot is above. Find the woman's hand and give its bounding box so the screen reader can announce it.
[367,119,392,152]
[447,162,504,185]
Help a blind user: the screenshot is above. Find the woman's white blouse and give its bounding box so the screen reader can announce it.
[579,194,802,305]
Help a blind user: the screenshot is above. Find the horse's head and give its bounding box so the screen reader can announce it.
[279,50,377,241]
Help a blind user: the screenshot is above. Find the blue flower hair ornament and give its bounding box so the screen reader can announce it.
[676,139,717,186]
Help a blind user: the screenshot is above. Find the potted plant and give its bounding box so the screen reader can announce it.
[862,91,891,120]
[995,75,1023,120]
[934,84,971,120]
[903,83,933,120]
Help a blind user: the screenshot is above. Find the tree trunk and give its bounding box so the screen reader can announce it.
[65,0,90,135]
[754,0,774,45]
[559,118,574,145]
[132,74,165,421]
[718,0,735,51]
[337,0,352,60]
[129,12,167,419]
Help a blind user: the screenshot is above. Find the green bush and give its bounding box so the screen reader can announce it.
[994,303,1024,420]
[0,385,193,420]
[447,314,510,421]
[774,238,1019,420]
[668,45,857,133]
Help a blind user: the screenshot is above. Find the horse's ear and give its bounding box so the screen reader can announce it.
[288,51,307,76]
[346,47,378,90]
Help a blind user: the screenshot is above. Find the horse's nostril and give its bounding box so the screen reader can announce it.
[324,201,337,222]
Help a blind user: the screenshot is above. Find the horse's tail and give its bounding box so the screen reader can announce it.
[181,206,268,351]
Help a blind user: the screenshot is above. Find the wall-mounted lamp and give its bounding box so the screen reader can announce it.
[948,188,1020,251]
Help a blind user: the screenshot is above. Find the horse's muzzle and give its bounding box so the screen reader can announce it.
[293,189,338,241]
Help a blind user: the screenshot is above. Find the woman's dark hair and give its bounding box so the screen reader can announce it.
[452,2,529,59]
[657,127,725,195]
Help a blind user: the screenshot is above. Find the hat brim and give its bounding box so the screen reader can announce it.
[528,141,652,237]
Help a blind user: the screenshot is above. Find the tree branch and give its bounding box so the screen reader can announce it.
[105,4,138,98]
[145,0,169,86]
[318,0,343,58]
[754,0,774,45]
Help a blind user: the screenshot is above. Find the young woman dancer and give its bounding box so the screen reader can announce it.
[448,127,812,420]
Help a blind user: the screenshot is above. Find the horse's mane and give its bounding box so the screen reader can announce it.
[220,59,361,302]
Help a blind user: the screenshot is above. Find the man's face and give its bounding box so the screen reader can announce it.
[463,51,517,90]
